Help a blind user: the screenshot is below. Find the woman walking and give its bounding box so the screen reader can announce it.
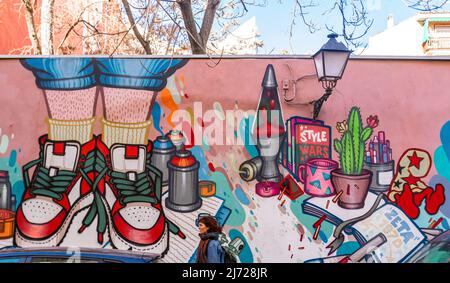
[196,215,225,263]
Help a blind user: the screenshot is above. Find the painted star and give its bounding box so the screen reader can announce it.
[393,180,402,188]
[408,151,424,169]
[403,174,421,186]
[398,165,405,175]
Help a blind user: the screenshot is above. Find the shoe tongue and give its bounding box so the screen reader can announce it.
[111,145,146,174]
[43,141,80,174]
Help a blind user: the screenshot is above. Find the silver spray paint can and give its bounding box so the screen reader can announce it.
[228,237,245,255]
[151,136,176,186]
[239,157,263,182]
[166,150,202,213]
[0,171,12,210]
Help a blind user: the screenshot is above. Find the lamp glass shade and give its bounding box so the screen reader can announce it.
[313,34,351,82]
[313,52,324,79]
[322,50,350,80]
[314,50,350,81]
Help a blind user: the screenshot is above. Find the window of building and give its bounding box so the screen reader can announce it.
[433,25,450,36]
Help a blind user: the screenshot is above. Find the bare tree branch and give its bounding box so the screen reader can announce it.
[325,0,374,48]
[21,0,42,54]
[40,0,55,54]
[199,0,220,47]
[403,0,450,11]
[176,0,204,53]
[121,0,152,54]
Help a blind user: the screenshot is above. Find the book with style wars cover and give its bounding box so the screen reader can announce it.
[280,117,332,181]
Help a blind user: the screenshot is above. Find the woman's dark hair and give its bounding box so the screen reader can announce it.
[198,216,222,234]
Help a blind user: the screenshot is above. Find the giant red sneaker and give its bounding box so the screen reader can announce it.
[83,137,184,255]
[14,135,97,247]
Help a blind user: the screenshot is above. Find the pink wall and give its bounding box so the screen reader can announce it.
[0,57,448,177]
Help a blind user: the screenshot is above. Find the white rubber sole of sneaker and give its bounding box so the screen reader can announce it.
[14,192,94,248]
[100,196,169,256]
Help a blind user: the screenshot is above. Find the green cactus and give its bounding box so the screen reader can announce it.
[361,127,373,141]
[334,107,375,175]
[334,139,342,154]
[341,131,354,174]
[348,107,362,174]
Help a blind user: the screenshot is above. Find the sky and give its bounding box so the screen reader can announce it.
[237,0,422,54]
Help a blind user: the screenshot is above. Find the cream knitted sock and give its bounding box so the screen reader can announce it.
[47,117,95,144]
[102,118,152,148]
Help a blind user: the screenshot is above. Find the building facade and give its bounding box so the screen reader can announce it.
[362,12,450,56]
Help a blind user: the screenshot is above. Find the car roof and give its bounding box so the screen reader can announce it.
[0,247,159,263]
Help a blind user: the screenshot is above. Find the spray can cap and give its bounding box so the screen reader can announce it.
[170,150,197,168]
[154,136,175,150]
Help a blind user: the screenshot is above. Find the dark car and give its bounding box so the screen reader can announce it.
[0,246,159,263]
[407,230,450,263]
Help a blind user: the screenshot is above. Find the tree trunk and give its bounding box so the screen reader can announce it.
[177,0,202,54]
[199,0,220,48]
[177,0,220,54]
[121,0,152,54]
[40,0,55,54]
[22,0,41,54]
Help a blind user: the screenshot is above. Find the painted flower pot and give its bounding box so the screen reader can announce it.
[363,160,395,193]
[331,169,373,209]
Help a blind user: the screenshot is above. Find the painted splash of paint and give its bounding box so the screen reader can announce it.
[215,167,236,190]
[439,121,450,161]
[8,150,17,167]
[159,88,179,128]
[235,185,250,206]
[201,136,211,152]
[211,171,246,227]
[239,115,258,158]
[151,102,165,136]
[165,76,183,104]
[208,162,216,172]
[336,241,361,256]
[190,146,209,180]
[12,181,24,210]
[229,229,254,263]
[0,134,9,154]
[434,146,450,184]
[318,230,328,243]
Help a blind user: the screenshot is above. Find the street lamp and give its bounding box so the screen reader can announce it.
[312,33,352,120]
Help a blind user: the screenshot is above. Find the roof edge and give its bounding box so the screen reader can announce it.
[1,54,450,61]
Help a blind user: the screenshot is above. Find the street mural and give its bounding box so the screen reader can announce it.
[0,58,448,263]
